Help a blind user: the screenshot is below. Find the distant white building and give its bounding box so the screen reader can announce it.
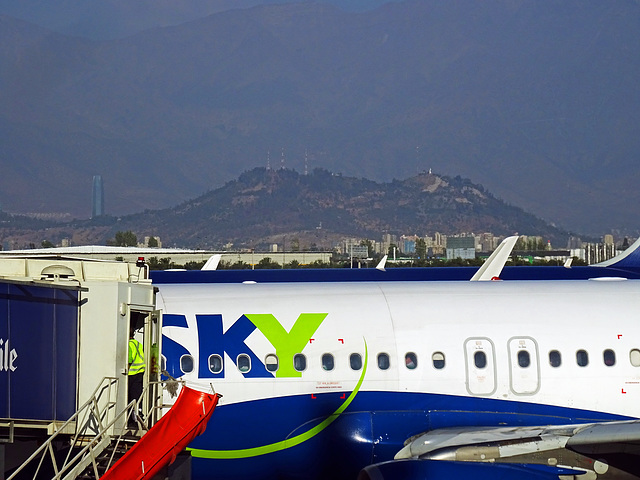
[446,236,476,260]
[477,232,499,252]
[0,245,331,267]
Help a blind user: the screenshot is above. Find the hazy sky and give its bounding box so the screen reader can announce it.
[0,0,400,39]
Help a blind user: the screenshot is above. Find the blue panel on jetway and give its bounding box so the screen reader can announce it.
[0,282,79,421]
[0,289,8,418]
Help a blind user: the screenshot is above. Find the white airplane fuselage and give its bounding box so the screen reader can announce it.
[157,278,640,479]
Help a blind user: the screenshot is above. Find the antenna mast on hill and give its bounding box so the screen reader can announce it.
[267,150,271,170]
[281,148,285,170]
[304,149,308,175]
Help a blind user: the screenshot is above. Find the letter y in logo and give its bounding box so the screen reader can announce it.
[244,313,327,378]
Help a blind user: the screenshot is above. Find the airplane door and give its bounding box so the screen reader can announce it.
[508,337,540,395]
[464,338,496,396]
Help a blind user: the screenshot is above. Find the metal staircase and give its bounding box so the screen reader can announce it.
[7,377,171,480]
[72,435,137,480]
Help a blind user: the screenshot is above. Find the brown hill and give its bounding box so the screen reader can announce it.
[0,168,569,250]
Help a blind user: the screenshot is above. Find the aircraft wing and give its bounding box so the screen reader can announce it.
[359,459,585,480]
[360,420,640,480]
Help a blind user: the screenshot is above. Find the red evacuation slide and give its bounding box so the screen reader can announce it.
[102,386,221,480]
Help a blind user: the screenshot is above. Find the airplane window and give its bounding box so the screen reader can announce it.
[265,354,278,372]
[322,353,334,371]
[237,354,251,373]
[549,350,561,368]
[160,355,167,372]
[405,352,418,370]
[208,354,223,374]
[630,349,640,367]
[576,350,589,367]
[517,350,530,368]
[377,353,390,370]
[180,355,194,374]
[350,353,362,371]
[294,354,306,372]
[474,351,487,369]
[603,349,616,367]
[432,352,445,369]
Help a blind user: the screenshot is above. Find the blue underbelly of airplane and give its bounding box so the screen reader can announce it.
[187,391,630,480]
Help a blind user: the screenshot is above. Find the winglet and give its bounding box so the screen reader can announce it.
[202,254,222,271]
[470,236,519,281]
[564,257,573,268]
[376,255,388,271]
[594,237,640,268]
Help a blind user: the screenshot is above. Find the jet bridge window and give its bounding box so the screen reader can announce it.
[294,354,307,372]
[603,349,616,366]
[322,353,334,371]
[350,353,363,370]
[576,350,589,367]
[180,355,194,374]
[549,350,562,368]
[237,354,251,373]
[377,353,390,370]
[265,354,278,372]
[474,351,487,369]
[208,354,223,374]
[630,349,640,367]
[432,352,445,369]
[405,352,418,370]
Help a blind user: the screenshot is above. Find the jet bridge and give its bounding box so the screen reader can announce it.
[0,257,160,479]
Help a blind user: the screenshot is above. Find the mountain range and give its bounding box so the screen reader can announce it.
[0,168,569,250]
[1,1,639,236]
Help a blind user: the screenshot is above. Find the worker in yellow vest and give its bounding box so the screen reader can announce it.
[128,327,145,407]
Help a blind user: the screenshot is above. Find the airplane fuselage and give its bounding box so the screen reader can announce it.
[157,279,640,479]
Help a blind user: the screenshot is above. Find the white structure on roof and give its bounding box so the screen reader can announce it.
[0,246,332,267]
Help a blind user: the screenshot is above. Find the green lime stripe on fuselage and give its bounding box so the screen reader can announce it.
[188,341,368,459]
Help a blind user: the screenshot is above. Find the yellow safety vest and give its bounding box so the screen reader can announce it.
[128,338,145,375]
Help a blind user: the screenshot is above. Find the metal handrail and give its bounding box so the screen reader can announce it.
[69,379,183,478]
[8,376,183,480]
[56,399,139,480]
[8,377,120,480]
[99,378,183,475]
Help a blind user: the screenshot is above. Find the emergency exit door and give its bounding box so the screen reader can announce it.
[508,337,540,395]
[464,338,497,396]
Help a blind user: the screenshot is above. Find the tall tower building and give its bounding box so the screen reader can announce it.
[92,175,104,218]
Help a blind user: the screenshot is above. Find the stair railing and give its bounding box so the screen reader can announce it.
[8,376,184,480]
[7,377,120,480]
[99,378,184,475]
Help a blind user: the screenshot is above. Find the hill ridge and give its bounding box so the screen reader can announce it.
[0,168,568,250]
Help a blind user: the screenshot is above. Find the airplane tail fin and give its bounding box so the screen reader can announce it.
[470,235,519,281]
[595,237,640,268]
[202,254,222,271]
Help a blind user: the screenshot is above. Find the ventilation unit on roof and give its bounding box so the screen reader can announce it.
[40,265,76,282]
